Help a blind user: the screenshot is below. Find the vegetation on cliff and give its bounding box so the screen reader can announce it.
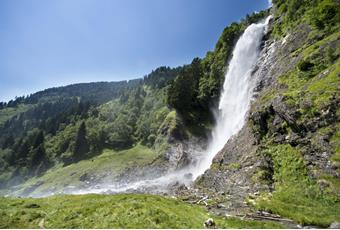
[247,0,340,227]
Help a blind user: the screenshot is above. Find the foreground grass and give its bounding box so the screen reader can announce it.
[14,144,158,197]
[0,194,284,229]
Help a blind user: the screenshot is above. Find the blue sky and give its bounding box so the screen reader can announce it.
[0,0,269,102]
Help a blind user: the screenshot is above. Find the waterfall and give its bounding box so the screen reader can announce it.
[192,16,272,179]
[52,16,273,197]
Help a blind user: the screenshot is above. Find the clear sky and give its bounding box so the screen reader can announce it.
[0,0,269,102]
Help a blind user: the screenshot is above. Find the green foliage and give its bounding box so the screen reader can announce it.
[272,0,340,37]
[308,0,340,30]
[158,110,186,141]
[143,66,182,89]
[135,89,171,146]
[167,58,202,120]
[0,194,284,228]
[278,32,339,120]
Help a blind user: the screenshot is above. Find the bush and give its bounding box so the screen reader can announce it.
[298,60,314,71]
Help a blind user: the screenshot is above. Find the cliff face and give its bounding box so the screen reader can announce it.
[195,2,340,227]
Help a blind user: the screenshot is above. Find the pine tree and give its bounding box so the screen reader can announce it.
[31,144,46,166]
[73,121,89,162]
[30,144,49,176]
[33,130,44,149]
[17,140,30,162]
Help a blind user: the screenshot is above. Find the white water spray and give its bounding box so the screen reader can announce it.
[192,16,272,179]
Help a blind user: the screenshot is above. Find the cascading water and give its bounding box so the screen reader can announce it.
[191,16,272,179]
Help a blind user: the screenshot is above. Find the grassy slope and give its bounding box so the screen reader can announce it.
[13,144,158,197]
[0,194,284,229]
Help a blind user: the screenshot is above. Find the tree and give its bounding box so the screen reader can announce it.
[73,121,89,162]
[2,135,14,149]
[33,130,44,149]
[17,140,30,162]
[167,58,202,119]
[30,144,49,175]
[31,144,46,164]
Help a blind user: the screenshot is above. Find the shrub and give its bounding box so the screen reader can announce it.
[298,60,314,71]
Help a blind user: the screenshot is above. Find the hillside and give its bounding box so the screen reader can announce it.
[0,0,339,228]
[0,67,180,189]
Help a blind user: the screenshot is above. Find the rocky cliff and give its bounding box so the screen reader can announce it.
[195,2,340,227]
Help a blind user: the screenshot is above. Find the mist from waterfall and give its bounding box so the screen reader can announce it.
[191,16,272,179]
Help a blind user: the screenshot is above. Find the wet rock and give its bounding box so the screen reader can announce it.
[204,218,216,229]
[216,203,226,209]
[272,96,306,135]
[195,125,268,213]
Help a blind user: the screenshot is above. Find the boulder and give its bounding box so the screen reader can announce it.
[330,221,340,229]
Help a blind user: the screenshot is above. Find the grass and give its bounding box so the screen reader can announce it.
[254,144,340,227]
[13,144,159,197]
[0,193,285,229]
[279,53,339,119]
